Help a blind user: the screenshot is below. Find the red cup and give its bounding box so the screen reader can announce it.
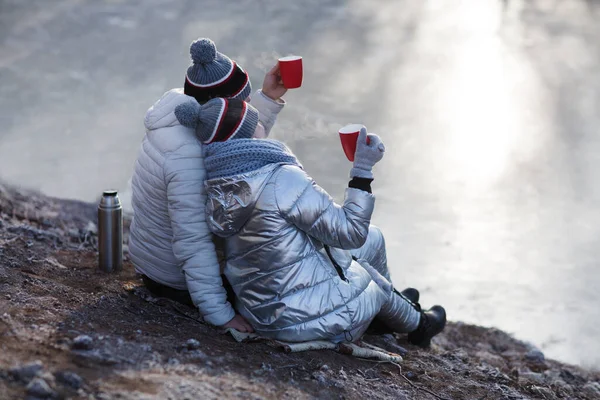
[278,55,303,89]
[339,124,369,162]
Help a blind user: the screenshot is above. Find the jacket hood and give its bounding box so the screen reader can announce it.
[205,164,280,237]
[144,88,195,131]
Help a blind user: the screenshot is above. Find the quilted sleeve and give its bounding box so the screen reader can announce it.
[163,143,235,326]
[249,89,285,137]
[274,165,375,250]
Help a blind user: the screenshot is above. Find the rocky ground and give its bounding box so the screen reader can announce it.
[0,184,599,400]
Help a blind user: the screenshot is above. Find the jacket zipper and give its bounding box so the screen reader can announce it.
[324,245,349,283]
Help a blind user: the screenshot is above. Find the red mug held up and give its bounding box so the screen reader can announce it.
[278,55,303,89]
[339,124,370,162]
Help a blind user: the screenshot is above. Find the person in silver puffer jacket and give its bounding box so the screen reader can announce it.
[175,97,447,345]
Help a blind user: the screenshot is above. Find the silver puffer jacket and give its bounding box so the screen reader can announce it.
[205,163,392,342]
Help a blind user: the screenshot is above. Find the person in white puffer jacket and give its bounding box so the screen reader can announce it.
[128,38,287,332]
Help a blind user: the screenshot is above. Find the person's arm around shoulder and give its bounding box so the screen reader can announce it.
[274,129,385,250]
[250,64,287,138]
[163,143,252,332]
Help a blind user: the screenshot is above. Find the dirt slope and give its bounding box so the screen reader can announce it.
[1,184,599,400]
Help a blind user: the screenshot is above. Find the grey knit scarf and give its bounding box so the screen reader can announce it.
[204,139,302,180]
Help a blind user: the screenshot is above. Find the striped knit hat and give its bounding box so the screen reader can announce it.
[184,38,252,104]
[174,98,259,144]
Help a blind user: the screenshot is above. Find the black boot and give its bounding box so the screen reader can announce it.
[408,305,446,348]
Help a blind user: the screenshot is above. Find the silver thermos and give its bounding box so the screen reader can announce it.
[98,190,123,273]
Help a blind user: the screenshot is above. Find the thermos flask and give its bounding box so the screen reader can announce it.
[98,190,123,272]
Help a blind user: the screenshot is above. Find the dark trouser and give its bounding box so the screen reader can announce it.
[141,275,236,308]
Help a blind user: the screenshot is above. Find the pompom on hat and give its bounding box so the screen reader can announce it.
[184,38,252,104]
[174,97,259,144]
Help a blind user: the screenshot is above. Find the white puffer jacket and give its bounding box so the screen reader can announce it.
[128,88,284,326]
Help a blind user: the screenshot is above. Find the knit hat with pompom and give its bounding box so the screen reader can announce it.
[184,38,252,104]
[174,97,258,144]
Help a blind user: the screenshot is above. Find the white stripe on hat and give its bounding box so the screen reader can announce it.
[203,98,227,143]
[227,101,248,140]
[185,60,235,88]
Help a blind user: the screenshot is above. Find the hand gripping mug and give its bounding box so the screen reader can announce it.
[339,124,370,162]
